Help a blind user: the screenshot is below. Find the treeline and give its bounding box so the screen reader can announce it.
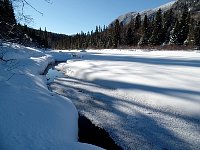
[1,0,200,50]
[0,0,16,40]
[34,7,200,49]
[67,7,200,49]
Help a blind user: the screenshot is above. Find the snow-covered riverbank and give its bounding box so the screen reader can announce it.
[0,44,103,150]
[51,49,200,150]
[1,44,200,149]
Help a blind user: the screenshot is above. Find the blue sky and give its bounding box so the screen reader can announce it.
[19,0,175,35]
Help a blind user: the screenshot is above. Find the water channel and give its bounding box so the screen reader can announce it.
[45,62,122,150]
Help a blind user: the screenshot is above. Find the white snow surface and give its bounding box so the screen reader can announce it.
[51,49,200,150]
[0,44,103,150]
[113,1,176,26]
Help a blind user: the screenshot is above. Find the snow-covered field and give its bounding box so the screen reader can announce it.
[0,44,103,150]
[50,49,200,150]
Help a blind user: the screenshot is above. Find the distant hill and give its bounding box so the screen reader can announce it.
[111,1,176,26]
[111,0,200,26]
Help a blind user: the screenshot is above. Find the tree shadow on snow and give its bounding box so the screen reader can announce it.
[51,76,200,150]
[83,53,200,68]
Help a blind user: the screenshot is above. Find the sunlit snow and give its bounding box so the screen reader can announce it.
[51,49,200,150]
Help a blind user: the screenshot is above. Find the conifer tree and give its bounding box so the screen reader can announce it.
[0,0,16,25]
[133,13,142,45]
[178,7,190,45]
[7,0,16,25]
[125,27,133,46]
[43,27,48,48]
[194,21,200,49]
[113,19,121,48]
[0,0,16,39]
[163,9,175,44]
[107,26,114,48]
[139,15,150,46]
[185,18,195,46]
[169,7,190,45]
[169,19,180,45]
[135,13,141,31]
[149,9,163,45]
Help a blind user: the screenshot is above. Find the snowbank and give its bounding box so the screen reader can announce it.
[0,44,103,150]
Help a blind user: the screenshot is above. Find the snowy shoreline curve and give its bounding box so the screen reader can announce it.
[0,43,103,150]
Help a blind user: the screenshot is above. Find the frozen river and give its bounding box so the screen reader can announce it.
[48,50,200,150]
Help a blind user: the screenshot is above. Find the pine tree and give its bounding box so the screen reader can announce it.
[8,0,16,25]
[133,13,142,45]
[178,7,190,45]
[169,7,190,45]
[194,21,200,49]
[0,0,16,39]
[139,15,150,46]
[149,9,163,45]
[125,27,133,46]
[163,9,175,44]
[0,0,15,24]
[113,19,121,48]
[185,18,195,46]
[43,27,48,49]
[169,19,180,45]
[135,13,141,31]
[94,26,99,47]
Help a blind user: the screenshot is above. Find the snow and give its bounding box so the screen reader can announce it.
[0,44,104,150]
[51,49,200,150]
[1,44,199,150]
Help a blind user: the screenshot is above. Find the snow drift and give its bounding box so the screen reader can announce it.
[0,44,103,150]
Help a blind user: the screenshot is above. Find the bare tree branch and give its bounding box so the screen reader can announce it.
[22,0,44,16]
[12,0,52,24]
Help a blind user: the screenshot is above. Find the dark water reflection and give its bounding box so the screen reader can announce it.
[44,62,65,84]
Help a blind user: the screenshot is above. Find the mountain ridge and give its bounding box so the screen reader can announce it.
[111,1,177,26]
